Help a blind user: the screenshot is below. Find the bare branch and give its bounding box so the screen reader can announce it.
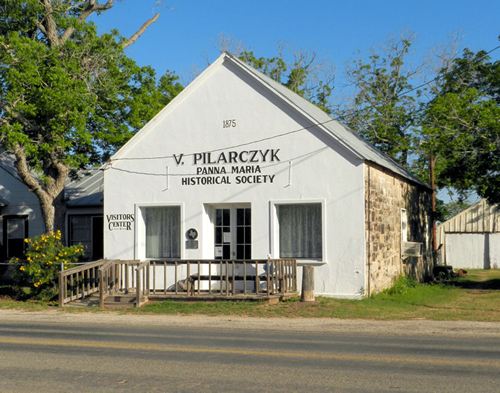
[13,144,45,195]
[122,13,160,48]
[60,0,114,45]
[41,0,60,47]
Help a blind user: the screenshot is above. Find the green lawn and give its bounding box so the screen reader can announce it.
[136,269,500,321]
[0,296,51,311]
[1,269,499,321]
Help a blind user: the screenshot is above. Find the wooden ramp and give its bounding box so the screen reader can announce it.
[60,259,298,308]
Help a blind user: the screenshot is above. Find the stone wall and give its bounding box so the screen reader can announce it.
[365,163,432,295]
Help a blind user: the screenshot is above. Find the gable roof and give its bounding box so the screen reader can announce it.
[225,53,427,188]
[0,152,103,207]
[0,152,21,181]
[110,52,428,188]
[65,169,103,207]
[437,199,499,235]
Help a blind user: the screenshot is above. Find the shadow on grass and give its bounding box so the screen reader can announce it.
[447,278,500,290]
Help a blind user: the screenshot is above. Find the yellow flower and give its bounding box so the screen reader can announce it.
[19,266,25,271]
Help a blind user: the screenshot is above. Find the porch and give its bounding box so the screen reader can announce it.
[59,259,298,308]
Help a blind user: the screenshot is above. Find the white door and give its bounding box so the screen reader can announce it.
[214,207,251,260]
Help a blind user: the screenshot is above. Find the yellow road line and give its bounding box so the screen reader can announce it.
[0,335,498,369]
[0,327,498,353]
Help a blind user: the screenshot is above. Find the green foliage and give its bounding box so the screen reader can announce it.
[436,198,471,222]
[382,275,418,296]
[338,37,499,204]
[0,1,183,231]
[0,19,182,167]
[420,48,500,203]
[10,230,83,300]
[238,50,334,114]
[337,38,418,166]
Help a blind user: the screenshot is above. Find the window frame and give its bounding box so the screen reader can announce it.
[2,214,29,261]
[135,202,184,260]
[67,213,104,261]
[269,199,326,265]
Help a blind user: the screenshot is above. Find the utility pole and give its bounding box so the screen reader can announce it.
[429,154,437,253]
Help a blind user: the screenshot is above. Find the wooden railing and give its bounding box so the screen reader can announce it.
[146,259,297,296]
[59,259,105,306]
[135,261,149,307]
[59,259,146,307]
[59,259,297,307]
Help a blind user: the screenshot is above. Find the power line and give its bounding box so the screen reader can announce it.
[106,44,500,165]
[397,45,500,97]
[109,119,335,162]
[106,147,329,177]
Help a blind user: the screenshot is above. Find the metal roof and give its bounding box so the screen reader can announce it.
[226,53,428,188]
[109,52,430,189]
[437,199,500,242]
[0,152,103,207]
[0,152,21,181]
[65,169,103,207]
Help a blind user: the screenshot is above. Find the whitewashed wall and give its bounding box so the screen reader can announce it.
[0,168,45,242]
[104,57,366,297]
[446,233,500,269]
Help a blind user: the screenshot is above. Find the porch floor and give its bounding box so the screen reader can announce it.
[65,291,294,308]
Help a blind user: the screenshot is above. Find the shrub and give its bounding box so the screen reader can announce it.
[10,230,84,300]
[383,275,418,296]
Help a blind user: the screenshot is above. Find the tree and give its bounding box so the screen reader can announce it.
[337,38,421,167]
[238,50,334,114]
[0,1,183,232]
[420,48,500,203]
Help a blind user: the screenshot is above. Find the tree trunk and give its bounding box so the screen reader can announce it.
[429,155,437,252]
[39,192,56,232]
[13,144,68,234]
[54,191,67,235]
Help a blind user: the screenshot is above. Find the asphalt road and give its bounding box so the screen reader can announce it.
[0,315,499,392]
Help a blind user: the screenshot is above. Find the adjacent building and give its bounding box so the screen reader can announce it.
[0,153,103,262]
[437,199,500,269]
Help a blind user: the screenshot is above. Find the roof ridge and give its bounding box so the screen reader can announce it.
[225,53,429,188]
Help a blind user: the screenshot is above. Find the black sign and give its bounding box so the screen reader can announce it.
[185,240,199,250]
[106,213,134,231]
[186,228,198,240]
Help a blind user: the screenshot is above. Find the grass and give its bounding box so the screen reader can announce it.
[0,295,51,311]
[135,269,500,321]
[1,270,499,321]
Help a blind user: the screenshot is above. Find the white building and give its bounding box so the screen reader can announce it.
[0,154,44,261]
[437,199,500,269]
[104,53,432,298]
[0,153,103,262]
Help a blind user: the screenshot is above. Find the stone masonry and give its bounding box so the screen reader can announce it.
[365,163,432,295]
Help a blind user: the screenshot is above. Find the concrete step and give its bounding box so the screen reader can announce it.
[105,294,137,303]
[104,294,148,308]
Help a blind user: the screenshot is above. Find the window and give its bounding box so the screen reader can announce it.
[236,207,251,260]
[68,215,103,261]
[69,215,92,259]
[144,206,180,259]
[278,203,322,259]
[401,208,408,242]
[3,215,28,260]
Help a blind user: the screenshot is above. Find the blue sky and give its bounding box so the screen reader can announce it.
[92,0,498,202]
[94,0,500,91]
